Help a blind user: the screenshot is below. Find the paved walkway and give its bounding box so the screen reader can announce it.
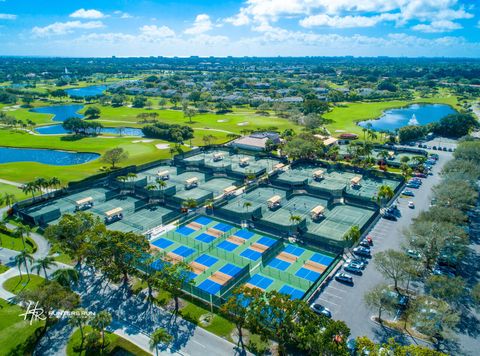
[0,178,23,187]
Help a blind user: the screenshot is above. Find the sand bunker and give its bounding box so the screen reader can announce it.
[156,143,170,149]
[132,139,154,143]
[237,122,249,126]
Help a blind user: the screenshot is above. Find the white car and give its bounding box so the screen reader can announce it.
[408,201,415,209]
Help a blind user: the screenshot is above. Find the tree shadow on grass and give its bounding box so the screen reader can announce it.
[60,135,86,142]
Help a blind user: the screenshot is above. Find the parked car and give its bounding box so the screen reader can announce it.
[359,239,371,248]
[310,303,332,318]
[353,246,371,257]
[344,257,368,268]
[408,201,415,209]
[448,148,453,152]
[384,290,409,309]
[402,190,415,197]
[406,183,420,189]
[382,212,397,221]
[433,266,456,278]
[344,260,365,270]
[335,272,354,284]
[343,263,363,275]
[406,249,421,259]
[414,172,427,178]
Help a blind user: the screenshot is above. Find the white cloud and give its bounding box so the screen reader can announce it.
[184,14,213,35]
[114,11,133,19]
[32,21,105,37]
[412,20,462,33]
[0,13,17,20]
[139,25,175,39]
[300,14,399,28]
[70,9,105,19]
[229,0,473,30]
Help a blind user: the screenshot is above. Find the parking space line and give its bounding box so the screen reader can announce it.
[327,286,348,293]
[322,292,344,300]
[318,298,339,307]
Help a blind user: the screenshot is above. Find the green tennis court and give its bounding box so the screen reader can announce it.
[345,176,401,200]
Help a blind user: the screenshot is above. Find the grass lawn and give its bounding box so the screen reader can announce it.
[0,129,177,183]
[0,183,29,207]
[0,231,37,253]
[67,325,151,356]
[3,275,46,294]
[0,263,9,273]
[324,94,459,136]
[180,301,235,340]
[0,298,46,355]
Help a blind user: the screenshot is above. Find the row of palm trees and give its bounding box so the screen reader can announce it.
[21,177,62,201]
[0,192,16,208]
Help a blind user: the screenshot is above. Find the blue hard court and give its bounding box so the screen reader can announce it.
[279,285,305,300]
[257,236,276,247]
[198,279,222,294]
[195,233,216,244]
[172,245,195,258]
[240,248,262,261]
[152,237,174,249]
[295,267,321,282]
[194,216,213,225]
[219,263,242,277]
[217,240,238,252]
[176,226,195,236]
[310,253,334,266]
[268,258,291,271]
[248,274,273,290]
[283,245,305,257]
[235,229,255,239]
[195,254,218,267]
[213,222,233,232]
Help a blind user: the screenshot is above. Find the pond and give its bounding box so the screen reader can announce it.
[358,104,456,132]
[31,104,84,122]
[0,147,99,165]
[35,125,144,137]
[65,85,107,97]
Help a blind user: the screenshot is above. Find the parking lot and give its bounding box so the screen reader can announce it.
[312,149,453,345]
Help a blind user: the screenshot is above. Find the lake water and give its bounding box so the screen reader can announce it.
[35,125,144,137]
[358,104,456,132]
[31,104,84,122]
[0,147,99,165]
[65,85,107,97]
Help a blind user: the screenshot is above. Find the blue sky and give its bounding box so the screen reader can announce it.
[1,0,479,57]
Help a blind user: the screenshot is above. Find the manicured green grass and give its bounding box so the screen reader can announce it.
[0,263,9,273]
[324,94,459,136]
[67,326,151,356]
[0,298,45,355]
[3,275,46,294]
[0,183,29,207]
[180,301,235,340]
[0,231,37,253]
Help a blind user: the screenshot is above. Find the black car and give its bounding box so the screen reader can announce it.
[335,272,354,284]
[359,239,371,248]
[353,246,371,257]
[382,213,397,221]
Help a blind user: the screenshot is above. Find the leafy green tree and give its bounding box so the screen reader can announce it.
[45,212,106,267]
[14,223,31,250]
[377,185,394,207]
[32,256,57,280]
[17,281,80,332]
[433,180,477,211]
[364,283,395,322]
[84,106,101,119]
[92,230,149,283]
[183,107,197,124]
[343,225,361,250]
[425,275,466,305]
[101,147,129,169]
[132,96,148,108]
[374,250,411,292]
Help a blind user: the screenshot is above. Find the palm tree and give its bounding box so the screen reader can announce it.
[150,328,173,356]
[155,178,167,191]
[243,201,252,212]
[377,185,394,207]
[289,215,302,230]
[14,223,31,250]
[400,163,412,178]
[32,256,57,280]
[1,193,16,208]
[69,308,92,351]
[14,250,33,281]
[51,268,80,288]
[22,182,37,201]
[127,172,137,182]
[49,177,61,194]
[182,198,198,210]
[90,310,112,350]
[362,127,367,142]
[343,225,361,254]
[327,145,340,161]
